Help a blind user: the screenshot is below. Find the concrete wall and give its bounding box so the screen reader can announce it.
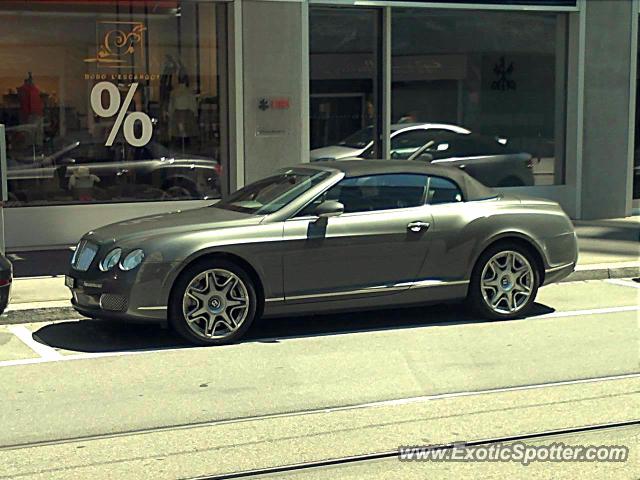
[581,0,635,219]
[242,0,307,184]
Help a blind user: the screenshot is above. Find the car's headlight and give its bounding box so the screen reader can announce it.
[99,248,122,272]
[119,249,145,271]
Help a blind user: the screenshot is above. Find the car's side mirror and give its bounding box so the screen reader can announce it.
[416,153,433,162]
[315,200,344,218]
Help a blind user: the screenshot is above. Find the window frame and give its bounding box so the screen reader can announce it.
[425,175,465,205]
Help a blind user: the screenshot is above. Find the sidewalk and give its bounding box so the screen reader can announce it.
[3,217,639,315]
[571,216,640,280]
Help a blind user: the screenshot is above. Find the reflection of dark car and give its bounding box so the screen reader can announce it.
[408,132,535,187]
[310,124,534,188]
[310,123,471,161]
[0,254,12,315]
[67,160,577,347]
[7,140,222,204]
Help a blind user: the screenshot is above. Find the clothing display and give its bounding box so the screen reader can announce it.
[17,80,44,121]
[169,83,199,139]
[17,73,45,146]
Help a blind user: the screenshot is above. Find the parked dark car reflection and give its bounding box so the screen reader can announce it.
[67,160,577,347]
[7,139,222,206]
[310,123,535,188]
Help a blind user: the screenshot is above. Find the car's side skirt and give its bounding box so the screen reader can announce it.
[263,280,470,318]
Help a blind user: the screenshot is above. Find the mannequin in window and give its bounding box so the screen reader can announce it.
[17,72,44,147]
[169,74,198,151]
[69,166,101,202]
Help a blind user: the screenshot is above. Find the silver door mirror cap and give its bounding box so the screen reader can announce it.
[315,200,344,218]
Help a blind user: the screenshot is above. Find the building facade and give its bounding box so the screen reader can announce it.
[0,0,637,250]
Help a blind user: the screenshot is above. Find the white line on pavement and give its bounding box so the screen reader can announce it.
[0,304,637,368]
[605,279,640,289]
[534,305,638,319]
[7,326,63,360]
[0,349,145,368]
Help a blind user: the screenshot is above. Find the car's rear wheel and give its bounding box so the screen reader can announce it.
[468,243,539,320]
[169,260,258,345]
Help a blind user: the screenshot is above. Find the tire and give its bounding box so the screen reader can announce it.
[497,176,525,187]
[467,242,540,320]
[169,259,258,346]
[162,178,199,199]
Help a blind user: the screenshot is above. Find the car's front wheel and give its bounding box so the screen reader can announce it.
[468,243,539,320]
[169,260,258,345]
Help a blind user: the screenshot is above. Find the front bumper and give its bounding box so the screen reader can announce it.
[66,261,176,325]
[0,284,10,315]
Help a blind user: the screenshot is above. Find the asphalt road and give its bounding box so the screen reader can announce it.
[0,278,637,479]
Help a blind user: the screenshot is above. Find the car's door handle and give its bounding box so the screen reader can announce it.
[407,221,430,233]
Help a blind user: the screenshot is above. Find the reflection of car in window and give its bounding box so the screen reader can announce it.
[408,132,534,188]
[6,139,222,206]
[310,123,471,162]
[310,123,534,188]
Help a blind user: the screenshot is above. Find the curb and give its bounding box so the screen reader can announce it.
[563,262,640,283]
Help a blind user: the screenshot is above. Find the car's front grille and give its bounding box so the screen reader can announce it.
[71,240,98,272]
[99,294,128,312]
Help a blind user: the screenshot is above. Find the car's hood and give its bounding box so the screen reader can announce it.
[310,145,364,161]
[85,206,263,246]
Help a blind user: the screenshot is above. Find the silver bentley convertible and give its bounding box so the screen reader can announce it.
[66,160,578,345]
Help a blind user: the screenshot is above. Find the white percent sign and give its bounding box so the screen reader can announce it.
[90,82,153,147]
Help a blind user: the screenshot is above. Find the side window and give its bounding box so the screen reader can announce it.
[303,173,428,214]
[426,176,463,205]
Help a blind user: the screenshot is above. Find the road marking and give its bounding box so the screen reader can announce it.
[0,349,146,367]
[7,325,63,360]
[0,303,637,368]
[6,300,72,312]
[534,305,638,320]
[605,278,640,289]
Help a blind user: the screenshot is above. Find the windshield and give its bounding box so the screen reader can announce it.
[338,126,374,149]
[215,168,332,214]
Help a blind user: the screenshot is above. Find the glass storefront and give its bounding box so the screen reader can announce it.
[1,0,227,207]
[309,8,382,161]
[635,18,640,200]
[309,6,568,189]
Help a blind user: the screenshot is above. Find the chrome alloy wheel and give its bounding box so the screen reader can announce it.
[182,269,250,339]
[480,250,534,315]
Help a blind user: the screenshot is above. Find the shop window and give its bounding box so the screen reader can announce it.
[634,19,640,200]
[391,9,568,187]
[1,1,227,206]
[309,7,382,162]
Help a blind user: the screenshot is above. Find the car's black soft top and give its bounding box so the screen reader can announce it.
[308,159,497,202]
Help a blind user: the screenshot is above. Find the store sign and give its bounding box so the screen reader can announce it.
[84,21,147,68]
[258,97,291,111]
[256,96,291,137]
[311,54,467,81]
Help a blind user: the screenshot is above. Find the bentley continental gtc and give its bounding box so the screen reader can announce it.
[66,160,578,345]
